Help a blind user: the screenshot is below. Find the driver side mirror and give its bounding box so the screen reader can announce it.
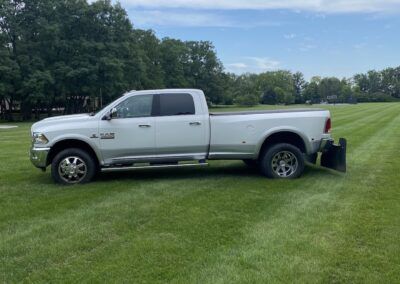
[102,107,117,121]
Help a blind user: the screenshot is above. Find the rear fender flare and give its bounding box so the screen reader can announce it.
[255,127,310,157]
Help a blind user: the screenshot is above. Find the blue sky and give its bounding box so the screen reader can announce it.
[119,0,400,79]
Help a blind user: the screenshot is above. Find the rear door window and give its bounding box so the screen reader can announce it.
[159,93,195,116]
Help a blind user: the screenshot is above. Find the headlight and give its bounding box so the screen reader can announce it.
[32,132,49,144]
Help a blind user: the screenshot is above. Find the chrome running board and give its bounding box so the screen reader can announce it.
[101,162,209,172]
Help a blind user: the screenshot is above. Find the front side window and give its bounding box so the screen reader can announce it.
[159,93,195,116]
[115,95,153,118]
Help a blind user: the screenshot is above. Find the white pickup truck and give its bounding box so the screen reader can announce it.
[30,89,346,184]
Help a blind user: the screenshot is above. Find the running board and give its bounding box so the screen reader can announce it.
[101,162,209,173]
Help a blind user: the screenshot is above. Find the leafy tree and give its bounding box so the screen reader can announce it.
[292,71,306,103]
[353,68,399,101]
[0,0,25,120]
[233,74,259,106]
[258,71,295,104]
[160,38,189,88]
[318,77,342,101]
[184,41,226,104]
[133,29,164,89]
[381,67,400,98]
[303,80,320,104]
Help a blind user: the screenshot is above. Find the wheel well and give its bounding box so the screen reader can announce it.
[259,131,306,158]
[47,139,99,166]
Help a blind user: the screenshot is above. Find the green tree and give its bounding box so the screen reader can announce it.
[292,71,306,103]
[303,79,320,104]
[258,71,295,104]
[133,29,164,89]
[184,41,226,104]
[233,74,259,106]
[318,77,342,102]
[160,38,189,88]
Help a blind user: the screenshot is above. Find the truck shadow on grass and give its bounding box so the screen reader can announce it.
[95,163,342,183]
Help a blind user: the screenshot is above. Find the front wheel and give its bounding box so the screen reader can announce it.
[51,148,96,185]
[259,143,305,179]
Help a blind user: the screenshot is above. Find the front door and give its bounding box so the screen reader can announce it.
[99,94,156,164]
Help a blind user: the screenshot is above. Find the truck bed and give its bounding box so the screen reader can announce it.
[208,108,330,159]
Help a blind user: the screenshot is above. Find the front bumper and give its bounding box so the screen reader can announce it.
[320,138,347,172]
[30,147,50,169]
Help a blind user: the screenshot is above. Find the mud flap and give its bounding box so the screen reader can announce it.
[321,138,347,172]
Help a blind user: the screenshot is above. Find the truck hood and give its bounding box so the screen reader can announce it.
[31,113,94,133]
[41,113,90,122]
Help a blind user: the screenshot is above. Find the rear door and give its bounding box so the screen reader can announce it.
[153,93,208,160]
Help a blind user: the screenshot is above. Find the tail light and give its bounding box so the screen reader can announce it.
[324,118,331,133]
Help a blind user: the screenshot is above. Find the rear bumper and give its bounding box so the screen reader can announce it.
[320,138,347,172]
[30,147,50,169]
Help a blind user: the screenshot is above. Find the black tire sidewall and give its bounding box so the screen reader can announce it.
[260,143,305,179]
[51,148,96,185]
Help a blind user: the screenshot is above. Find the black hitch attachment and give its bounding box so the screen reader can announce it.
[321,138,347,173]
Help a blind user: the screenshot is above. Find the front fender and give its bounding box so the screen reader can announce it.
[49,134,103,164]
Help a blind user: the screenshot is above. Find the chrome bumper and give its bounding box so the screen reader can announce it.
[30,147,50,169]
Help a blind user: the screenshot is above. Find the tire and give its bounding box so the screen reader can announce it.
[51,148,96,185]
[242,159,258,168]
[259,143,305,179]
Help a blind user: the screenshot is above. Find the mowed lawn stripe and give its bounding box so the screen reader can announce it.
[330,103,399,134]
[331,103,399,150]
[329,103,394,127]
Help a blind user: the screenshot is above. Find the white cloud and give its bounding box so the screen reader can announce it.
[121,0,400,13]
[128,10,282,28]
[299,43,317,51]
[227,63,248,69]
[284,33,296,39]
[226,57,280,74]
[129,10,235,27]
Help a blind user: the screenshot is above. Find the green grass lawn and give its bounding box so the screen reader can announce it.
[1,103,400,283]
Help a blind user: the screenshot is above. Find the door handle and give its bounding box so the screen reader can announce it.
[189,122,201,126]
[138,124,151,128]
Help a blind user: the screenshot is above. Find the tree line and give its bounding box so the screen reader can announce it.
[0,0,399,121]
[230,68,400,107]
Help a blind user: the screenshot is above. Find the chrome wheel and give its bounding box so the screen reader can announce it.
[271,151,298,178]
[58,156,87,184]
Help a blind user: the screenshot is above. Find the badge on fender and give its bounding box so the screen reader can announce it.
[100,133,115,139]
